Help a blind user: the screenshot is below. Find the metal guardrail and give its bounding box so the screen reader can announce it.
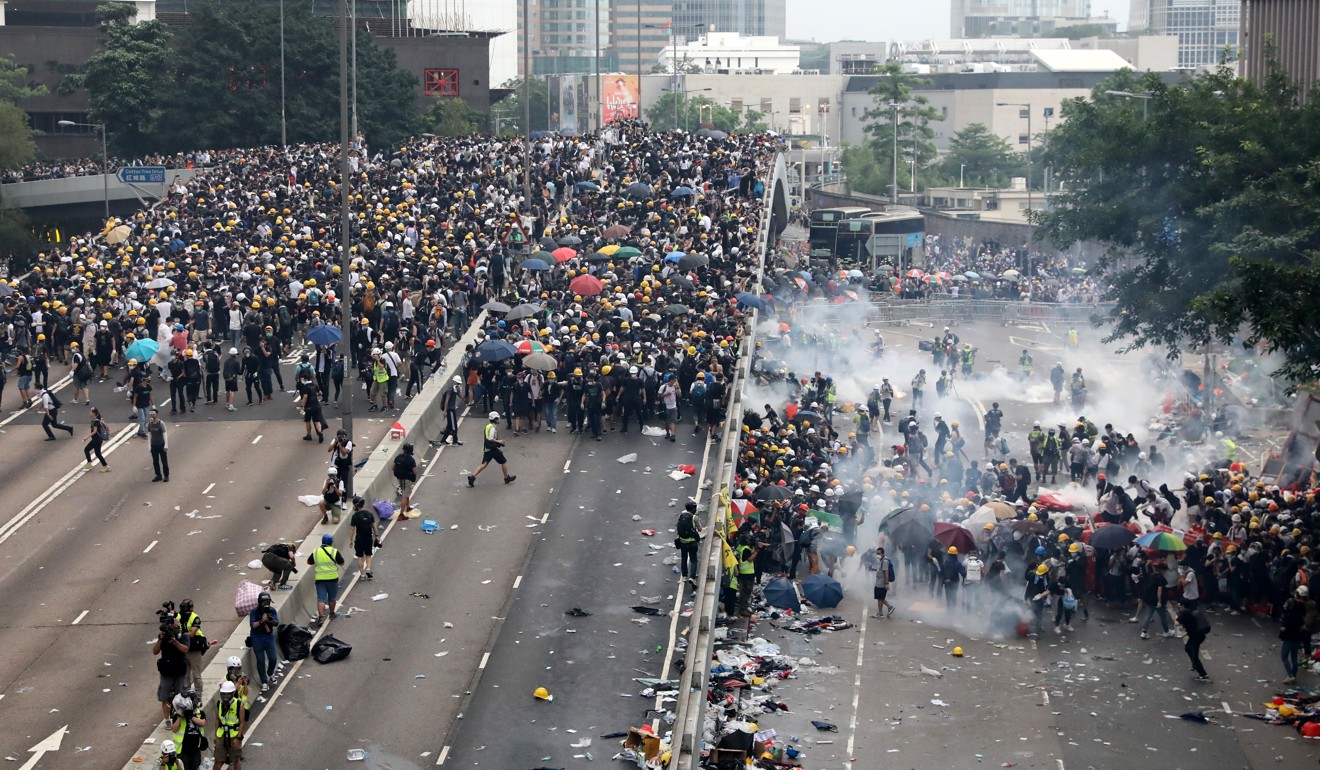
[670,152,781,769]
[853,298,1114,327]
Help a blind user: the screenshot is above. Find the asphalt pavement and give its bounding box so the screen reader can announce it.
[242,418,716,769]
[0,360,398,770]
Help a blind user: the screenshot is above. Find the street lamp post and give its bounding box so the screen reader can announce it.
[280,0,286,146]
[338,0,355,476]
[996,101,1033,215]
[1105,90,1151,122]
[58,120,108,221]
[888,101,900,204]
[661,86,711,132]
[960,163,966,187]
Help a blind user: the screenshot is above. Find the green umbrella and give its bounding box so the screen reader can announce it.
[809,509,844,530]
[531,250,554,262]
[615,246,642,258]
[662,303,690,315]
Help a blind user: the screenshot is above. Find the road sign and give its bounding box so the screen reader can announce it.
[116,166,166,185]
[504,222,527,246]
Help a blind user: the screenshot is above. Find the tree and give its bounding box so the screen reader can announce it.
[71,0,417,153]
[938,123,1024,188]
[67,2,173,156]
[421,97,482,137]
[1036,65,1320,383]
[855,62,943,196]
[839,141,891,196]
[0,55,42,267]
[492,78,550,134]
[740,109,769,134]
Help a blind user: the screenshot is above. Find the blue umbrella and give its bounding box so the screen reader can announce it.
[306,324,342,346]
[519,258,552,271]
[125,338,158,362]
[801,573,844,608]
[473,339,518,363]
[763,578,801,612]
[670,185,694,197]
[797,270,815,283]
[575,181,600,191]
[663,251,685,263]
[626,182,653,198]
[735,291,767,310]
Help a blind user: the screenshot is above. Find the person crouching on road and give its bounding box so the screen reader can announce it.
[261,541,297,589]
[318,466,345,525]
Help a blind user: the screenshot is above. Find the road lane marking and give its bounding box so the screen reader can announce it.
[0,400,161,546]
[846,673,862,757]
[562,459,571,472]
[540,512,549,524]
[478,652,490,669]
[143,540,158,554]
[436,745,450,766]
[1041,688,1050,706]
[251,434,262,445]
[1222,701,1232,714]
[202,483,215,495]
[71,610,89,625]
[512,575,522,589]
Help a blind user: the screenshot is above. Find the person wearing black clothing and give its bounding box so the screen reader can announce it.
[203,345,221,404]
[349,496,380,580]
[583,374,604,440]
[675,501,703,584]
[619,366,645,433]
[84,406,110,470]
[393,443,418,515]
[183,351,202,411]
[167,353,187,415]
[153,614,190,722]
[565,369,586,433]
[1175,601,1212,681]
[298,370,327,442]
[436,376,464,445]
[241,347,263,405]
[261,542,297,589]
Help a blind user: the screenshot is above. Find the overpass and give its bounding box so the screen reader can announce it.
[0,168,199,218]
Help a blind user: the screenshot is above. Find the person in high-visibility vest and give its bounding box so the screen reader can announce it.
[214,679,245,770]
[468,411,517,487]
[735,538,758,616]
[306,533,345,626]
[368,348,390,411]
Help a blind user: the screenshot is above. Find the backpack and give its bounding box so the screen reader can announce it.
[46,390,62,410]
[690,381,707,402]
[96,418,110,441]
[885,558,896,583]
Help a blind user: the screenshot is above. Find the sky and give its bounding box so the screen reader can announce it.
[785,0,1130,43]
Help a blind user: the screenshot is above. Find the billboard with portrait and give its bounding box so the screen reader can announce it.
[601,73,639,124]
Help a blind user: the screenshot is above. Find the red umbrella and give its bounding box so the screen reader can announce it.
[933,522,977,553]
[906,269,925,278]
[570,274,604,296]
[731,499,759,526]
[1033,492,1074,512]
[552,247,577,262]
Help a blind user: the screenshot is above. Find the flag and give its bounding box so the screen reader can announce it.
[661,21,671,35]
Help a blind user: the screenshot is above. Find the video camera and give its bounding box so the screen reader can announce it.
[156,600,176,634]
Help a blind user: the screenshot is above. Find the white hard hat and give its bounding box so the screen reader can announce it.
[229,347,239,355]
[220,680,237,694]
[385,341,394,351]
[629,366,638,374]
[161,740,177,754]
[227,655,242,668]
[489,411,500,420]
[453,376,462,384]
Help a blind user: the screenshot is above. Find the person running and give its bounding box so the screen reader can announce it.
[1175,599,1212,682]
[39,385,74,440]
[83,405,111,471]
[469,411,516,487]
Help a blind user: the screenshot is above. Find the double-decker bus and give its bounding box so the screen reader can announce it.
[829,209,926,271]
[808,207,870,263]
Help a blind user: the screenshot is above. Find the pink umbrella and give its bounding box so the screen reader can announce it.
[552,247,577,262]
[570,274,604,295]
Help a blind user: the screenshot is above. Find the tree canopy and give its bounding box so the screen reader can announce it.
[421,97,482,137]
[0,55,43,264]
[938,123,1024,188]
[644,93,766,133]
[491,78,550,135]
[841,62,944,196]
[70,0,418,154]
[1036,65,1320,383]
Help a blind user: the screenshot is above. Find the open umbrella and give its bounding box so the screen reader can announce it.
[523,352,558,371]
[473,339,517,363]
[515,339,547,355]
[144,277,176,290]
[905,269,925,278]
[0,283,13,298]
[1135,531,1186,552]
[735,292,767,311]
[552,247,577,262]
[755,485,794,502]
[538,236,559,250]
[678,253,709,270]
[126,338,159,362]
[519,258,551,271]
[505,303,543,321]
[570,274,604,296]
[730,499,759,526]
[662,303,690,316]
[933,522,978,553]
[664,251,685,263]
[625,182,653,198]
[671,185,694,197]
[668,275,695,290]
[482,301,512,313]
[615,245,641,258]
[105,224,133,244]
[596,243,620,255]
[1002,269,1020,277]
[306,324,342,346]
[963,271,980,279]
[984,501,1017,520]
[574,180,600,192]
[529,250,555,262]
[801,574,844,608]
[708,130,728,140]
[558,235,583,246]
[1089,524,1136,550]
[763,578,801,612]
[602,224,631,239]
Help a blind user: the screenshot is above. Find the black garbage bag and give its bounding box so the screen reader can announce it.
[311,635,353,664]
[278,623,314,662]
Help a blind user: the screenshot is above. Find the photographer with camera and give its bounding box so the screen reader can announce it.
[248,591,279,691]
[152,607,190,723]
[175,598,208,694]
[168,691,207,770]
[214,680,245,770]
[260,541,297,590]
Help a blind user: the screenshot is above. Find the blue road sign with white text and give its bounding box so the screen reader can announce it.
[116,167,166,184]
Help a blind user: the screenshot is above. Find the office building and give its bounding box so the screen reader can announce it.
[950,0,1092,37]
[613,0,675,77]
[670,0,786,42]
[658,31,800,74]
[1240,0,1320,97]
[1135,0,1241,68]
[519,0,617,75]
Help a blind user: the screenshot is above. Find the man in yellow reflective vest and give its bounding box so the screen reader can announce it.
[214,679,244,770]
[306,533,345,626]
[468,411,517,487]
[734,537,758,616]
[175,597,206,694]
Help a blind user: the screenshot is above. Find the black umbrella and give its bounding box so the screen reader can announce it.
[505,303,544,322]
[539,236,559,250]
[1089,525,1136,550]
[755,485,794,502]
[790,409,821,424]
[678,253,709,270]
[530,249,555,262]
[559,235,582,246]
[482,301,511,313]
[583,251,613,263]
[662,303,690,316]
[878,507,935,548]
[668,275,694,290]
[473,339,518,363]
[835,489,865,518]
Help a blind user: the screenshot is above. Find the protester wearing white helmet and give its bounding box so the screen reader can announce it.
[469,411,516,487]
[215,679,245,769]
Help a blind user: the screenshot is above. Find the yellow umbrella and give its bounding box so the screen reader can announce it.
[105,225,132,245]
[597,244,620,256]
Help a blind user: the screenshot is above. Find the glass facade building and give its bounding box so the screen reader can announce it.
[950,0,1092,37]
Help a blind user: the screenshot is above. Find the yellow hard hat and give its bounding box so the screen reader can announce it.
[533,687,552,701]
[947,546,958,555]
[951,646,964,657]
[1036,563,1050,575]
[1069,543,1081,553]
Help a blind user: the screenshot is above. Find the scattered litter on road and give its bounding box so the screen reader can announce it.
[617,453,638,463]
[371,593,388,601]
